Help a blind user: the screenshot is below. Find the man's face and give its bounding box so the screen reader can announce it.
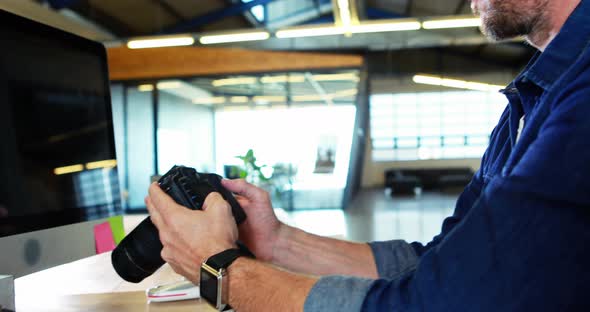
[471,0,550,41]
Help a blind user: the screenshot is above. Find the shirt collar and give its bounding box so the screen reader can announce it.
[514,0,590,91]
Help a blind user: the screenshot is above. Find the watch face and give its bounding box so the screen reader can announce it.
[200,269,219,306]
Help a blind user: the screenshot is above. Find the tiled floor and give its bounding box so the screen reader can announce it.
[279,188,459,245]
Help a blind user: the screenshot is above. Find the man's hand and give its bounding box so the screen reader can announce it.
[145,182,238,284]
[221,179,285,262]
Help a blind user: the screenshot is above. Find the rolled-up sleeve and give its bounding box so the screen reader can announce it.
[304,276,375,312]
[368,240,418,279]
[303,240,418,312]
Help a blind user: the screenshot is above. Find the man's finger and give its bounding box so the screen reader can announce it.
[203,192,232,217]
[145,196,164,229]
[148,182,178,215]
[202,192,223,211]
[221,179,263,201]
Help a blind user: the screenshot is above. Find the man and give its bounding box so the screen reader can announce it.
[146,0,590,310]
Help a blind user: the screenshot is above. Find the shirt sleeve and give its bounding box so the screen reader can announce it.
[368,240,418,279]
[304,276,375,312]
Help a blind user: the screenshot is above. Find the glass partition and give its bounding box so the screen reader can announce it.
[111,69,361,211]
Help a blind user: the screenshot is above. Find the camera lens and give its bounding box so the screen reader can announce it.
[111,217,165,283]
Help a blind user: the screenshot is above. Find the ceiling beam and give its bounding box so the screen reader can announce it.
[0,0,114,40]
[161,0,279,34]
[267,0,332,28]
[107,46,363,81]
[366,7,404,19]
[47,0,80,10]
[69,0,136,37]
[404,0,413,16]
[454,0,469,14]
[150,0,185,21]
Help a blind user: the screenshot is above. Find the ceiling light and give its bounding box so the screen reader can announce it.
[200,31,270,44]
[337,0,353,29]
[333,89,359,97]
[312,73,360,81]
[230,96,249,103]
[253,96,287,104]
[54,164,84,175]
[193,97,226,105]
[138,84,154,92]
[261,75,306,84]
[156,81,182,90]
[276,26,346,38]
[422,17,481,29]
[292,94,331,102]
[86,159,117,170]
[413,74,504,91]
[350,20,421,34]
[212,77,257,87]
[127,36,195,49]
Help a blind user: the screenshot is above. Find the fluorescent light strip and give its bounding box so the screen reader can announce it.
[337,0,352,28]
[293,94,330,102]
[293,88,358,102]
[333,88,358,97]
[157,81,181,89]
[350,21,421,33]
[422,18,481,29]
[193,97,226,105]
[261,75,306,84]
[413,74,504,91]
[277,19,420,38]
[230,96,249,103]
[200,31,270,44]
[212,77,257,87]
[127,36,195,49]
[253,96,287,103]
[276,26,346,38]
[86,159,117,170]
[312,73,359,81]
[54,164,84,175]
[138,84,154,92]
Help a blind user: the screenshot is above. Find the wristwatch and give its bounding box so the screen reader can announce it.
[200,248,245,311]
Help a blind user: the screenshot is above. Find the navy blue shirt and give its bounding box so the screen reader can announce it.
[305,1,590,311]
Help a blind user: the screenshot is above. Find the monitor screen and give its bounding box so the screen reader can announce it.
[0,9,121,239]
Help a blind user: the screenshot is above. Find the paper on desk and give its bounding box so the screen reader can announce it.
[94,222,116,254]
[107,215,125,245]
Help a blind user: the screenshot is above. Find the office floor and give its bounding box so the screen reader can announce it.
[279,188,458,245]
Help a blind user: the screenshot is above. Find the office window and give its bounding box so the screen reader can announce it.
[370,91,506,161]
[215,105,356,210]
[110,69,360,212]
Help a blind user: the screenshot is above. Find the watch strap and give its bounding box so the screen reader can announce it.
[206,248,245,270]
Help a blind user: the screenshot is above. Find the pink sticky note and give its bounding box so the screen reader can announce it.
[94,222,116,254]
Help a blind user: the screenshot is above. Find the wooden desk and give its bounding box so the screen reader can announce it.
[14,215,215,311]
[15,252,215,312]
[17,291,214,312]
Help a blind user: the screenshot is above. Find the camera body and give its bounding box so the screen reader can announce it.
[158,166,247,224]
[111,166,248,283]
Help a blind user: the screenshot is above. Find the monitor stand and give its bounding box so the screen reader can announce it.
[0,275,14,312]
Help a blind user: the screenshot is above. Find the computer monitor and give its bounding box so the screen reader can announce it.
[0,9,122,277]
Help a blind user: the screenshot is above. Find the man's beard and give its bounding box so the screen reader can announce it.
[474,0,550,41]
